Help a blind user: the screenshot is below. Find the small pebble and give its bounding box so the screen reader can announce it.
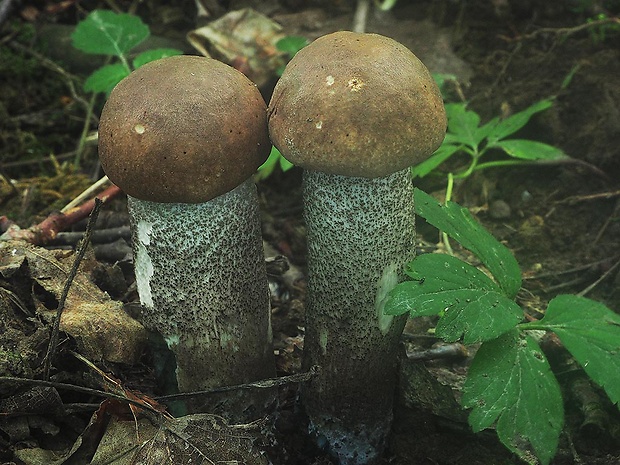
[489,199,511,219]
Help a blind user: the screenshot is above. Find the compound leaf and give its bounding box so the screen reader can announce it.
[528,294,620,405]
[414,188,521,298]
[491,139,569,161]
[386,254,521,343]
[411,144,461,178]
[72,10,149,57]
[463,329,564,465]
[445,103,483,150]
[487,99,554,143]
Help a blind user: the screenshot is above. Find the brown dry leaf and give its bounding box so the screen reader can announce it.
[187,8,286,87]
[131,414,268,465]
[0,241,147,364]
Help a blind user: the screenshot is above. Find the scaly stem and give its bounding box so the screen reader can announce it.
[302,168,415,464]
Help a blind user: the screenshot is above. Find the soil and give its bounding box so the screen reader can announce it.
[1,1,619,464]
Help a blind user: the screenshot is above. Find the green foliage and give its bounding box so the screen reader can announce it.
[257,36,308,180]
[413,99,569,181]
[386,188,620,465]
[275,35,308,76]
[374,0,399,11]
[586,13,620,43]
[462,330,564,465]
[71,10,182,94]
[256,147,295,180]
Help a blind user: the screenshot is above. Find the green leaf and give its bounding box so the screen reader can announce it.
[71,10,149,57]
[132,48,183,69]
[527,294,620,405]
[487,99,553,143]
[462,330,564,465]
[276,36,309,56]
[84,63,129,94]
[411,144,461,178]
[279,154,295,171]
[414,188,522,298]
[386,254,522,343]
[256,147,292,180]
[445,103,484,150]
[491,139,569,161]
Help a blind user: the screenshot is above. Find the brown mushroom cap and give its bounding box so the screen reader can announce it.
[98,55,270,203]
[268,31,447,178]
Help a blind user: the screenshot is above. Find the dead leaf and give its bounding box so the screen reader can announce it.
[0,241,147,364]
[187,8,286,87]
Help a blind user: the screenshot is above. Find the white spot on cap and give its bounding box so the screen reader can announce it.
[316,121,323,129]
[326,75,335,86]
[134,124,145,134]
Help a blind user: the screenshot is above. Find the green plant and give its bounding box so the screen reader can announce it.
[256,147,294,180]
[386,188,620,465]
[71,10,182,95]
[414,99,569,202]
[256,36,308,181]
[586,13,620,43]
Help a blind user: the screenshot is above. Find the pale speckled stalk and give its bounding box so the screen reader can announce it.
[301,168,415,465]
[128,179,275,421]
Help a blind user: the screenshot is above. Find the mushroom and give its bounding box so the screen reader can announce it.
[268,32,446,463]
[98,55,275,421]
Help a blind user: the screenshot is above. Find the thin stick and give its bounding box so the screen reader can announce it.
[156,366,320,402]
[61,175,110,213]
[0,376,164,417]
[578,257,620,297]
[43,199,103,380]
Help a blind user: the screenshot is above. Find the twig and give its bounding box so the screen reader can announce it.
[513,17,620,41]
[555,189,620,205]
[595,198,620,244]
[0,376,164,417]
[578,256,620,297]
[352,0,371,33]
[43,199,103,380]
[61,175,110,213]
[1,184,121,244]
[0,0,18,28]
[53,226,131,246]
[156,366,320,402]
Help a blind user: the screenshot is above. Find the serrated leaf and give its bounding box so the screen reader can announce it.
[491,139,569,161]
[84,63,130,94]
[411,144,461,178]
[71,10,149,57]
[462,330,564,465]
[386,254,522,343]
[132,48,182,69]
[445,103,483,150]
[529,294,620,405]
[487,99,554,143]
[414,188,521,298]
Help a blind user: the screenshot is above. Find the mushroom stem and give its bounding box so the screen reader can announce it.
[301,168,415,464]
[128,178,275,420]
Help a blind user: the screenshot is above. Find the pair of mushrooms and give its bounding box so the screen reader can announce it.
[99,31,446,464]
